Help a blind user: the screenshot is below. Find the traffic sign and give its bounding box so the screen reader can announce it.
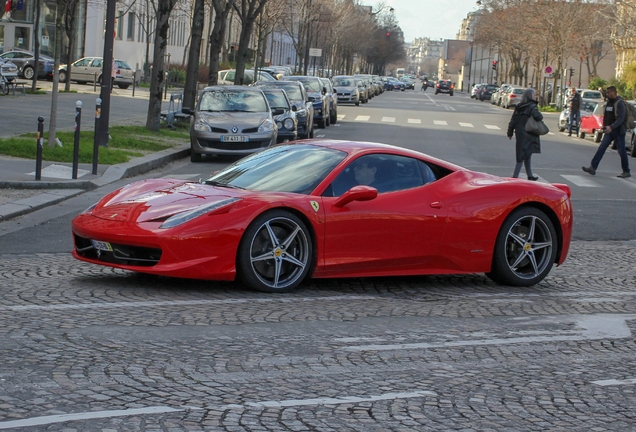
[309,48,322,57]
[544,66,553,78]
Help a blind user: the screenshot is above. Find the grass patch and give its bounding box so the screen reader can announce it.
[538,106,560,112]
[0,125,189,165]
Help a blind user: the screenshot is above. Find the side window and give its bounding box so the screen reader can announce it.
[91,59,102,68]
[325,154,427,197]
[74,58,89,67]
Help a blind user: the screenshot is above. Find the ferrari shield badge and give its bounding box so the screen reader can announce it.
[310,201,320,212]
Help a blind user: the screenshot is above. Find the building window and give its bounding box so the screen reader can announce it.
[116,12,123,40]
[127,12,135,40]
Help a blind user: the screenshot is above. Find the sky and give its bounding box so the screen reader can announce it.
[380,0,480,42]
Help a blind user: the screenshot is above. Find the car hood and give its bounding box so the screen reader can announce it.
[197,111,269,125]
[90,180,239,223]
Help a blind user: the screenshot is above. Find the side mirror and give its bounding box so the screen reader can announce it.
[322,87,327,95]
[333,88,337,94]
[291,105,297,112]
[182,107,195,115]
[272,108,285,116]
[334,185,378,208]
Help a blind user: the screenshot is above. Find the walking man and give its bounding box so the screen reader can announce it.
[567,87,581,136]
[582,86,631,178]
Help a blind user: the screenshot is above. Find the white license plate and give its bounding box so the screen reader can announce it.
[221,135,249,142]
[91,240,113,252]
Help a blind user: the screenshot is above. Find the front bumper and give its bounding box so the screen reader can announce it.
[191,130,277,156]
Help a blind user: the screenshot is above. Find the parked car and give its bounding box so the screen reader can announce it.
[471,83,485,99]
[283,75,330,128]
[502,87,526,109]
[58,57,135,88]
[253,80,315,139]
[261,88,298,143]
[217,69,276,85]
[320,77,338,125]
[400,77,415,90]
[0,49,54,80]
[355,76,375,99]
[557,98,599,133]
[331,75,360,106]
[356,78,370,103]
[493,84,513,106]
[71,139,573,293]
[579,100,607,142]
[478,84,498,101]
[181,86,277,161]
[435,79,454,96]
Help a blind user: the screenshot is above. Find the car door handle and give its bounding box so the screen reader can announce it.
[430,201,442,209]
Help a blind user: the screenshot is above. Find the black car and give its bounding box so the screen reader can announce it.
[282,76,330,128]
[253,81,315,139]
[435,80,454,96]
[261,88,298,143]
[479,84,499,101]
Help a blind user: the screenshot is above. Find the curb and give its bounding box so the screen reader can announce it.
[0,144,190,222]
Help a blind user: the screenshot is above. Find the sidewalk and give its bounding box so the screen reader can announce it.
[0,143,190,222]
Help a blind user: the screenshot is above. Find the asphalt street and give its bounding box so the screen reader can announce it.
[0,87,635,431]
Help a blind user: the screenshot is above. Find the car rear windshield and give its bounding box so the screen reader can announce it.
[199,90,268,112]
[204,145,347,194]
[289,77,322,92]
[263,92,289,109]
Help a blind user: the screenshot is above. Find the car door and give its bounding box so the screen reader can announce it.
[320,154,447,276]
[70,57,92,82]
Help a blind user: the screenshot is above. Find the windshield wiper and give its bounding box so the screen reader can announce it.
[204,180,245,189]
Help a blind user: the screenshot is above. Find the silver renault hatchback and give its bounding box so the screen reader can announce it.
[183,86,277,162]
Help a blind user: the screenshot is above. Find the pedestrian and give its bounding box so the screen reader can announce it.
[598,87,607,101]
[507,87,542,180]
[567,86,581,136]
[582,86,631,178]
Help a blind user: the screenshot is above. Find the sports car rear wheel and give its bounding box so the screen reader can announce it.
[238,210,313,293]
[487,207,557,286]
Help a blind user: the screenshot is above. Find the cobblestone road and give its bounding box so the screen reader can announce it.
[0,241,635,431]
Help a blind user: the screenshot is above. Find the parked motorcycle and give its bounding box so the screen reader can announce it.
[0,57,19,95]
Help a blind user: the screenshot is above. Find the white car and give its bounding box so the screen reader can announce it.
[217,69,276,85]
[58,57,135,89]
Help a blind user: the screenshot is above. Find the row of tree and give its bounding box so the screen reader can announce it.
[473,0,614,99]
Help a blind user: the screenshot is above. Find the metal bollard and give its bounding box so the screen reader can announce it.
[92,97,102,175]
[73,101,82,179]
[35,117,44,181]
[132,70,136,98]
[94,72,98,92]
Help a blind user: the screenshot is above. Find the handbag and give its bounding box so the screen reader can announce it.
[525,115,549,136]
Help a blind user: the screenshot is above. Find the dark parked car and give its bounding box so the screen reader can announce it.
[261,88,298,143]
[0,49,54,80]
[435,80,454,96]
[479,84,498,101]
[283,75,330,128]
[253,80,315,139]
[320,77,338,125]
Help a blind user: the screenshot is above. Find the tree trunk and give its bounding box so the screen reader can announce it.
[31,0,41,93]
[146,0,178,131]
[208,0,234,86]
[183,0,205,108]
[47,5,65,147]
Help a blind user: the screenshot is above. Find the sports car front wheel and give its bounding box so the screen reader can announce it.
[237,210,313,293]
[487,207,557,286]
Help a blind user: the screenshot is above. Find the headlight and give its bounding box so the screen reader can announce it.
[194,120,211,132]
[258,118,275,132]
[159,198,241,229]
[283,118,295,130]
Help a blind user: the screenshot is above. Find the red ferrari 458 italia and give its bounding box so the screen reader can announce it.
[72,140,573,293]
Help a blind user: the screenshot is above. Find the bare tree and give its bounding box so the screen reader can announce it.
[182,0,206,108]
[146,0,181,131]
[232,0,270,85]
[208,0,236,85]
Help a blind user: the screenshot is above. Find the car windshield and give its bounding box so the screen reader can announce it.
[199,90,268,112]
[292,78,321,92]
[333,78,354,86]
[263,92,289,109]
[204,145,347,194]
[582,91,602,99]
[581,101,597,112]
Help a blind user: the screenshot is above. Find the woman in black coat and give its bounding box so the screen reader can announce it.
[507,88,543,180]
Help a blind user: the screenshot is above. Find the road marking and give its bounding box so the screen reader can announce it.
[407,118,421,124]
[0,295,378,312]
[548,132,555,135]
[381,117,395,122]
[591,378,636,387]
[459,122,474,128]
[354,115,370,121]
[434,120,447,125]
[444,105,456,111]
[337,114,346,120]
[484,125,501,130]
[424,93,438,106]
[613,177,636,188]
[561,175,601,187]
[0,406,185,430]
[226,390,437,409]
[342,314,636,352]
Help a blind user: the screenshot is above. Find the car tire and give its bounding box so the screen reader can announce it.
[558,127,565,132]
[580,132,586,139]
[325,113,330,127]
[190,150,202,162]
[23,66,35,80]
[118,84,130,89]
[435,91,439,95]
[237,210,313,293]
[331,109,337,124]
[486,207,558,287]
[595,130,604,143]
[355,101,360,106]
[58,70,67,83]
[631,135,636,157]
[309,125,315,138]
